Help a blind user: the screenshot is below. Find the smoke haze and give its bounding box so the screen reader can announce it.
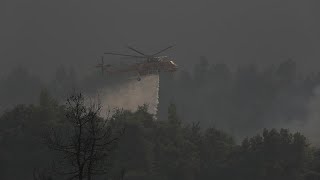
[302,86,320,145]
[2,0,320,78]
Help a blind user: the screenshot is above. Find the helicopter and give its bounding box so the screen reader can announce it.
[96,45,178,81]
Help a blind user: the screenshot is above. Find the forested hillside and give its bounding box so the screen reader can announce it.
[1,92,320,179]
[2,58,320,179]
[159,58,320,139]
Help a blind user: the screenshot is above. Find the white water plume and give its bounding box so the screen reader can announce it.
[87,74,160,119]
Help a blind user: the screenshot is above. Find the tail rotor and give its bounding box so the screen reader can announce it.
[95,56,104,75]
[96,56,110,75]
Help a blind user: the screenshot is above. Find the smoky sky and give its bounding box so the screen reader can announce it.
[1,0,320,78]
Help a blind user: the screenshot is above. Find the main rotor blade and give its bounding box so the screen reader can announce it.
[120,56,145,61]
[101,56,104,64]
[104,52,145,58]
[152,45,175,56]
[127,46,147,56]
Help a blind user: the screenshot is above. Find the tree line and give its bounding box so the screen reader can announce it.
[1,91,320,179]
[1,58,320,139]
[159,57,320,139]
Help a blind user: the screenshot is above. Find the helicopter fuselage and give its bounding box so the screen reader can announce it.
[101,45,177,80]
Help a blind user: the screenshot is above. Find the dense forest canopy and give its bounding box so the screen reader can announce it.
[2,59,320,179]
[2,58,318,139]
[1,92,320,180]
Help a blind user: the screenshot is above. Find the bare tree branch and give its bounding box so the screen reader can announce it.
[43,93,123,180]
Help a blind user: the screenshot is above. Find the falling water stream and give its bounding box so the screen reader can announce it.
[87,74,160,119]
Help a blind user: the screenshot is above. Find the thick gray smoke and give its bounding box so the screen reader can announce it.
[301,86,320,145]
[262,86,320,146]
[87,74,160,118]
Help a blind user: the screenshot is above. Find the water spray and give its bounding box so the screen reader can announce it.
[87,74,160,119]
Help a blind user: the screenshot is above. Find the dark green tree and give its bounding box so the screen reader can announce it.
[199,127,235,180]
[235,128,310,180]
